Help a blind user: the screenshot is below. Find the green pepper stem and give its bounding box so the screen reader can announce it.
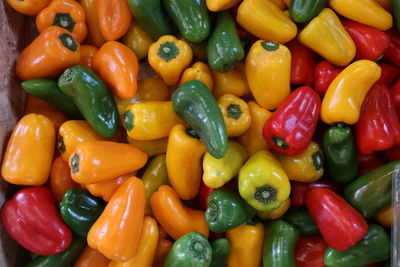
[261,41,279,51]
[206,200,219,222]
[227,104,242,119]
[70,154,79,174]
[157,41,179,62]
[123,110,134,131]
[254,186,277,204]
[54,13,76,32]
[272,136,288,150]
[59,33,78,52]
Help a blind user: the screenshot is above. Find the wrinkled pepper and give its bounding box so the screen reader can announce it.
[257,198,291,220]
[122,20,154,60]
[81,0,106,48]
[289,0,327,23]
[206,0,241,11]
[78,45,98,68]
[210,238,230,267]
[295,235,327,267]
[287,39,317,86]
[212,63,249,98]
[153,227,173,267]
[6,0,51,15]
[284,208,319,235]
[74,246,110,267]
[128,138,168,157]
[291,179,341,208]
[50,156,79,203]
[314,61,341,96]
[86,174,130,202]
[180,61,214,91]
[217,94,251,137]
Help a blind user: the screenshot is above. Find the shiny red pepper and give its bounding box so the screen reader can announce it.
[295,235,327,267]
[286,39,317,86]
[357,152,386,176]
[195,180,237,211]
[384,29,400,68]
[306,187,368,251]
[355,83,400,155]
[377,63,400,87]
[313,61,342,96]
[291,179,341,208]
[390,79,400,118]
[1,186,72,255]
[263,86,321,156]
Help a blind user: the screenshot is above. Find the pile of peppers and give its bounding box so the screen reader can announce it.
[2,0,400,266]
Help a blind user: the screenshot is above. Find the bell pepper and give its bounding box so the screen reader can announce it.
[226,222,264,267]
[306,187,368,251]
[50,156,79,202]
[206,0,241,11]
[1,114,55,186]
[314,61,342,96]
[375,205,392,228]
[324,224,391,267]
[128,138,168,157]
[79,45,98,68]
[180,61,214,91]
[284,208,319,235]
[21,79,82,119]
[166,124,206,200]
[237,0,297,43]
[153,227,173,267]
[287,39,317,86]
[95,0,132,41]
[238,101,272,156]
[26,235,86,267]
[377,63,400,87]
[238,150,291,211]
[172,80,228,159]
[289,0,327,23]
[92,41,138,99]
[263,86,321,156]
[291,179,341,208]
[298,8,355,66]
[329,0,393,31]
[69,141,147,184]
[257,198,291,220]
[16,26,80,81]
[6,0,50,15]
[212,63,249,98]
[60,188,105,237]
[384,29,400,68]
[122,20,154,60]
[295,235,327,267]
[148,35,193,86]
[263,220,299,267]
[36,0,87,43]
[74,246,110,267]
[150,185,209,240]
[195,180,237,210]
[81,0,106,48]
[344,160,400,218]
[86,174,130,202]
[1,186,72,255]
[217,94,251,137]
[210,238,230,267]
[246,40,291,110]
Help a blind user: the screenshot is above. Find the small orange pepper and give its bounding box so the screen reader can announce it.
[127,138,169,157]
[81,0,106,48]
[79,45,98,68]
[179,61,214,91]
[86,172,134,202]
[153,227,173,267]
[6,0,51,15]
[50,156,80,202]
[74,246,110,267]
[212,63,249,98]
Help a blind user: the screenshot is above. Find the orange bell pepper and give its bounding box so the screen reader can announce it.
[79,45,98,68]
[1,114,55,186]
[16,26,80,81]
[6,0,51,15]
[212,63,249,98]
[88,177,145,261]
[153,227,173,267]
[86,172,133,202]
[36,0,87,43]
[95,0,132,41]
[179,61,214,91]
[92,41,139,99]
[74,246,110,267]
[127,138,169,157]
[150,185,209,240]
[81,0,106,48]
[50,156,80,202]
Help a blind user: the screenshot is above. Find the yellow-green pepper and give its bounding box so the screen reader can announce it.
[212,63,249,98]
[123,20,154,60]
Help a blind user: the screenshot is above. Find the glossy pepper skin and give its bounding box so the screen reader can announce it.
[206,0,241,11]
[212,63,249,98]
[78,45,98,68]
[246,40,290,110]
[263,220,299,267]
[36,0,87,43]
[218,94,251,137]
[6,0,51,15]
[86,174,129,202]
[284,208,319,235]
[344,161,400,218]
[1,114,55,186]
[210,238,230,267]
[291,179,341,208]
[60,188,106,237]
[81,0,106,48]
[195,180,237,210]
[298,8,355,66]
[257,198,291,220]
[289,0,327,23]
[16,26,80,81]
[306,187,368,251]
[74,246,110,267]
[238,150,291,211]
[295,235,327,267]
[324,224,390,267]
[180,61,214,91]
[1,187,72,255]
[207,11,244,72]
[263,86,321,156]
[323,123,358,183]
[50,156,79,203]
[172,80,228,159]
[314,61,342,96]
[122,20,154,60]
[58,65,119,139]
[287,39,317,86]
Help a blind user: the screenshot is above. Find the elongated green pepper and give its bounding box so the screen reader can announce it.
[323,123,358,184]
[163,0,210,43]
[58,65,119,139]
[207,11,244,72]
[344,160,400,218]
[165,232,212,267]
[210,238,230,267]
[289,0,328,23]
[263,220,299,267]
[172,80,228,159]
[324,224,391,267]
[284,208,319,235]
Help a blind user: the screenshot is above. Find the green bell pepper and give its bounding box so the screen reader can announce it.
[344,160,400,218]
[394,0,400,32]
[263,220,299,267]
[25,235,85,267]
[58,65,119,139]
[284,208,319,235]
[165,232,212,267]
[163,0,210,43]
[210,238,230,267]
[205,189,256,233]
[289,0,328,23]
[323,123,358,184]
[324,224,391,267]
[172,80,228,159]
[21,79,83,119]
[207,11,244,72]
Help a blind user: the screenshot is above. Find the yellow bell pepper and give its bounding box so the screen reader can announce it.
[239,150,291,211]
[245,40,290,110]
[148,35,193,85]
[375,0,392,11]
[257,198,291,220]
[298,8,356,67]
[268,0,286,9]
[375,205,392,228]
[180,61,214,91]
[218,94,251,137]
[276,141,324,182]
[226,222,264,267]
[237,0,297,43]
[166,124,207,200]
[122,20,154,60]
[128,138,168,157]
[321,60,381,125]
[329,0,392,31]
[212,63,249,98]
[206,0,241,12]
[123,101,182,140]
[238,101,272,156]
[203,141,247,188]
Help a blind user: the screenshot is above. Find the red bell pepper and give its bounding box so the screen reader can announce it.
[390,79,400,118]
[357,152,386,176]
[384,144,400,161]
[306,187,368,251]
[263,86,321,156]
[295,235,327,267]
[314,61,342,96]
[1,186,72,255]
[342,20,390,61]
[291,179,341,208]
[384,29,400,68]
[355,83,400,155]
[286,39,317,86]
[377,63,400,87]
[195,180,237,210]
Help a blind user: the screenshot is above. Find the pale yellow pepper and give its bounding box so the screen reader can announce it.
[179,61,214,91]
[212,63,249,98]
[257,198,291,220]
[206,0,242,12]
